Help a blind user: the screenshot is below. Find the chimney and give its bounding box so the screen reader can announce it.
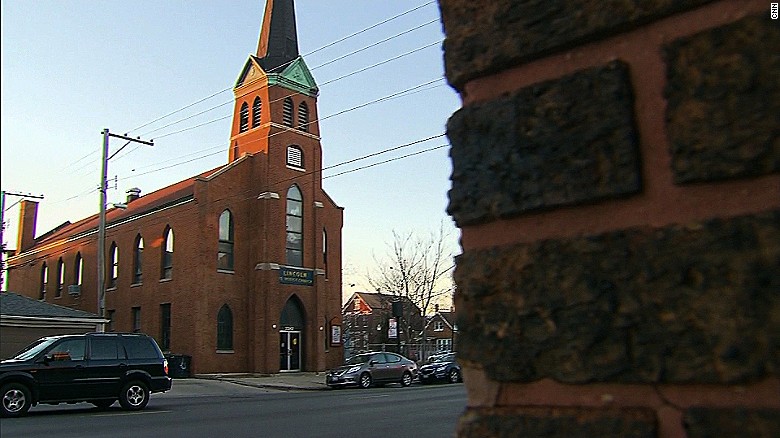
[435,304,439,313]
[126,187,141,203]
[16,200,39,253]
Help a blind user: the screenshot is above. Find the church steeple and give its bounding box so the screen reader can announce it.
[228,0,318,163]
[255,0,299,73]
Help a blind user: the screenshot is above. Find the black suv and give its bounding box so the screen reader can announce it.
[0,332,171,417]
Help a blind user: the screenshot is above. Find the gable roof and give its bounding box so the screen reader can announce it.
[236,55,318,97]
[1,291,103,320]
[424,310,457,331]
[342,292,421,315]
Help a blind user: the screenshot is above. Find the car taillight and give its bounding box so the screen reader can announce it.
[163,358,169,376]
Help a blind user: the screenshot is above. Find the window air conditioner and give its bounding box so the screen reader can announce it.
[67,285,81,296]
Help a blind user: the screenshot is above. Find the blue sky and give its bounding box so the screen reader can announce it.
[0,0,461,298]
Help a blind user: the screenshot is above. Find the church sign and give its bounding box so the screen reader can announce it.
[279,267,314,286]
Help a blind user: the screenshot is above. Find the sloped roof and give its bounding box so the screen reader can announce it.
[31,166,222,248]
[342,292,421,315]
[424,310,457,331]
[1,291,102,320]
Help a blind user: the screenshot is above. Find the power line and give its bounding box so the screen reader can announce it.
[302,1,436,58]
[130,88,231,133]
[6,133,450,263]
[323,144,449,180]
[43,73,446,205]
[127,1,437,139]
[123,79,446,175]
[40,2,447,211]
[122,78,445,178]
[138,34,443,141]
[310,19,438,71]
[145,40,443,143]
[318,40,442,87]
[54,1,439,176]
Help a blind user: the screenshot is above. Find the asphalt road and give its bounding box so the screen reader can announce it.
[0,379,467,438]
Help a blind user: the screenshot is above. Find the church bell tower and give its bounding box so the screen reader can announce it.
[229,0,320,163]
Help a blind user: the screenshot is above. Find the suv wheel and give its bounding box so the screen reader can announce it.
[359,373,372,389]
[401,372,413,387]
[1,383,32,418]
[119,381,149,410]
[448,368,461,384]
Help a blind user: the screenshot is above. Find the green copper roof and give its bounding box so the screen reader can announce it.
[271,56,318,97]
[235,55,318,97]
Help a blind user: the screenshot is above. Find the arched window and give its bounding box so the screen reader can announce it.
[252,96,262,128]
[286,185,303,266]
[297,101,309,132]
[286,145,303,169]
[161,227,174,280]
[109,243,119,288]
[239,101,249,133]
[55,258,65,297]
[39,263,48,300]
[218,210,234,271]
[133,235,144,284]
[283,97,294,127]
[217,304,233,350]
[74,252,83,287]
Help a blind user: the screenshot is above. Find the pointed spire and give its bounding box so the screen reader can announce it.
[256,0,299,73]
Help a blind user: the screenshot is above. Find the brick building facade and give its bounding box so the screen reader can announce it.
[440,0,779,436]
[5,0,344,375]
[341,292,424,358]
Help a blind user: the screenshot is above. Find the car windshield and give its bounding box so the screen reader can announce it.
[344,354,372,365]
[434,353,455,363]
[12,337,58,361]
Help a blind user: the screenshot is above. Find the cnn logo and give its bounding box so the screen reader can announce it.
[773,3,779,19]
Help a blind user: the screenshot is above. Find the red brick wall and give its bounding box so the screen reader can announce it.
[441,0,779,436]
[6,115,344,375]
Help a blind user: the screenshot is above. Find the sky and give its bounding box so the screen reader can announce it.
[0,0,462,302]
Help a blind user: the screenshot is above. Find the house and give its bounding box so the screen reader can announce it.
[0,291,107,359]
[420,304,457,360]
[341,292,424,359]
[4,0,344,374]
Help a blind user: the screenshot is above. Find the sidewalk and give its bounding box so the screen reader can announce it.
[193,372,329,391]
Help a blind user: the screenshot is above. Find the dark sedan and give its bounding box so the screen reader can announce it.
[419,352,461,384]
[326,352,417,389]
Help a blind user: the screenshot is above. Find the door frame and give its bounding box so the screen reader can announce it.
[279,330,302,372]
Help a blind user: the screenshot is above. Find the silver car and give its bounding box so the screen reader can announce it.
[326,352,417,389]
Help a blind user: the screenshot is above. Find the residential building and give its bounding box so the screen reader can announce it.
[341,292,423,359]
[5,0,344,374]
[420,304,457,357]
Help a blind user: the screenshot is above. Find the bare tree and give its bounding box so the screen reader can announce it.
[367,221,456,317]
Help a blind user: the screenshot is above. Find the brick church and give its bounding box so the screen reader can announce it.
[5,0,344,374]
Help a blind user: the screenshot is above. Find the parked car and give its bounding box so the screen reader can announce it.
[424,351,450,365]
[326,352,418,389]
[0,332,172,417]
[419,352,461,384]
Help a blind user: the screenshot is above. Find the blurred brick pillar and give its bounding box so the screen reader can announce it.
[439,1,779,436]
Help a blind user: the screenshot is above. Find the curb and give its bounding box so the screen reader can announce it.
[194,374,329,391]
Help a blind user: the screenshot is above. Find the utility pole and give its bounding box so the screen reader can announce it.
[97,129,153,330]
[0,191,44,292]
